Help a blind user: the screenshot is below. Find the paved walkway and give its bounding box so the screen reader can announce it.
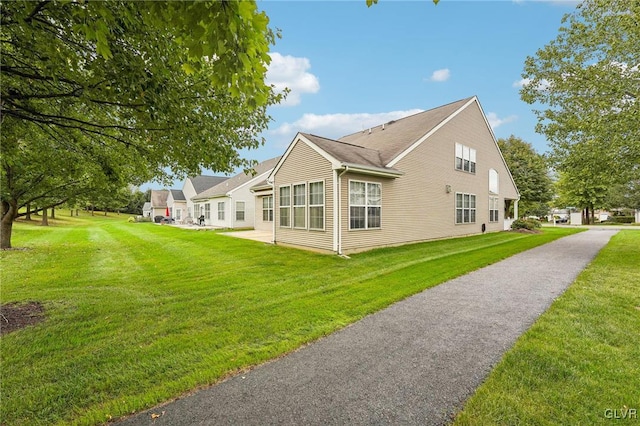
[118,229,617,426]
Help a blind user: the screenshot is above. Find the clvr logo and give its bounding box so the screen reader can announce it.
[604,407,637,419]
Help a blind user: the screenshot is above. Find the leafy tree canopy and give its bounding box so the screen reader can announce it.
[497,135,553,217]
[520,0,639,183]
[1,1,282,248]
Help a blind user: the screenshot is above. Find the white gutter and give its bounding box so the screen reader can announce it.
[338,162,403,178]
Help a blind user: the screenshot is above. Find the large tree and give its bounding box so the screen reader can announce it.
[497,135,553,218]
[1,1,282,248]
[520,0,639,186]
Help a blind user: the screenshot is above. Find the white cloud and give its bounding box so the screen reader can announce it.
[270,109,424,146]
[512,78,531,88]
[486,112,518,129]
[429,68,451,82]
[266,52,320,107]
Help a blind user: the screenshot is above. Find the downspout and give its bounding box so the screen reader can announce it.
[336,167,349,255]
[268,177,275,244]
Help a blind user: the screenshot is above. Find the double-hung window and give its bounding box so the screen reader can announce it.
[279,186,291,227]
[262,196,273,222]
[204,203,211,219]
[349,181,382,230]
[293,183,306,228]
[456,192,476,224]
[489,196,499,222]
[236,201,245,221]
[309,181,324,230]
[217,202,225,220]
[455,143,476,173]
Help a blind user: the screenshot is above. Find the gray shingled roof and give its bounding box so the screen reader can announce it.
[150,190,169,208]
[301,134,386,169]
[142,202,151,211]
[190,175,229,194]
[170,189,186,201]
[193,157,281,200]
[338,97,473,164]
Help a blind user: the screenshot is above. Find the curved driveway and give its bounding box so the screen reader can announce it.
[118,229,617,426]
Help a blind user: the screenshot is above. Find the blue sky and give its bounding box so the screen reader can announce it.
[150,0,580,189]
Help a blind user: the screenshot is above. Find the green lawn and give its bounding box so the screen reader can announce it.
[1,214,581,425]
[454,230,640,425]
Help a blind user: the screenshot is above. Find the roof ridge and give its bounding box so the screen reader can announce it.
[338,96,475,140]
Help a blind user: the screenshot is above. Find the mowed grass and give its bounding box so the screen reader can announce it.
[1,213,581,425]
[454,230,640,425]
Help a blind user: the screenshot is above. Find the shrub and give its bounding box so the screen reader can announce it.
[605,216,635,224]
[511,218,542,231]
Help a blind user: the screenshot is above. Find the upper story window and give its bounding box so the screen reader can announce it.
[455,143,476,174]
[489,169,499,194]
[349,180,381,230]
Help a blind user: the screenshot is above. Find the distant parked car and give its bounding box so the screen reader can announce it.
[555,216,568,223]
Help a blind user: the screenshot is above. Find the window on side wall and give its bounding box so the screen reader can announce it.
[279,186,291,227]
[217,202,224,220]
[455,143,476,174]
[293,183,306,228]
[236,201,245,221]
[204,203,211,219]
[489,196,499,222]
[455,192,476,224]
[262,196,273,222]
[349,180,381,230]
[309,181,324,230]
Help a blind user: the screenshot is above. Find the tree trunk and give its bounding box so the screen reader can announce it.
[41,208,49,226]
[26,203,32,221]
[1,200,17,249]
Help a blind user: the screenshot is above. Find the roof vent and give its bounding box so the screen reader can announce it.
[382,123,385,130]
[368,128,372,134]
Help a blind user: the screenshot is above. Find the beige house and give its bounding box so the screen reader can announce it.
[191,157,280,228]
[268,96,520,254]
[149,189,169,218]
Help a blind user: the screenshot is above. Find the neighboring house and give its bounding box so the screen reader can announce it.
[268,96,520,254]
[166,189,187,222]
[142,202,152,217]
[149,190,169,218]
[192,157,281,228]
[182,175,229,222]
[250,179,275,232]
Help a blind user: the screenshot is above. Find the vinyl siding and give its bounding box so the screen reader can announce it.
[341,102,518,253]
[274,139,334,251]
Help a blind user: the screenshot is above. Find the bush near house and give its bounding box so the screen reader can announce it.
[511,218,542,231]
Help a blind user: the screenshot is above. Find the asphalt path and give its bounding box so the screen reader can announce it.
[117,229,617,425]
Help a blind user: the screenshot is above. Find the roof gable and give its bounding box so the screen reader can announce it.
[150,189,169,207]
[194,157,281,199]
[189,175,229,194]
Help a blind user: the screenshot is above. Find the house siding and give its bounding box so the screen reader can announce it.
[274,139,334,251]
[341,102,518,253]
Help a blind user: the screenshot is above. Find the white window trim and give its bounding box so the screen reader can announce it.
[235,201,245,222]
[279,185,291,228]
[489,168,499,195]
[455,143,477,174]
[308,180,325,231]
[455,192,477,224]
[217,201,225,221]
[489,196,499,223]
[349,179,382,230]
[262,196,273,223]
[292,181,307,229]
